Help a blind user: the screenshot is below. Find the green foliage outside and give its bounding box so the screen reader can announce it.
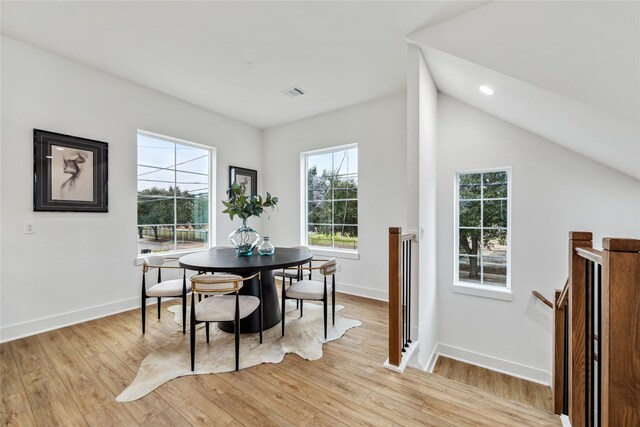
[137,186,208,241]
[459,171,508,280]
[307,165,358,249]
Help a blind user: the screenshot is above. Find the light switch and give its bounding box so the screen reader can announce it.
[24,222,35,234]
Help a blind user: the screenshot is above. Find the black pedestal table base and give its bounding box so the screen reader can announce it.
[218,270,280,333]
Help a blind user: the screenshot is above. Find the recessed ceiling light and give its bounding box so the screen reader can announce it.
[479,85,494,95]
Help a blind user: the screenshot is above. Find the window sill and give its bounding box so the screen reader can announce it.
[135,247,211,266]
[309,247,360,260]
[452,282,512,301]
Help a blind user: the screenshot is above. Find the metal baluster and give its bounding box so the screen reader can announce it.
[407,241,412,345]
[401,240,406,353]
[596,264,602,427]
[584,259,591,426]
[589,260,595,427]
[563,304,569,415]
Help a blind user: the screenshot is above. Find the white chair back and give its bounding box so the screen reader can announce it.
[319,258,337,276]
[143,255,165,269]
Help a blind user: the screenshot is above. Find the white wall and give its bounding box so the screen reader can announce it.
[262,93,407,300]
[435,95,640,382]
[0,36,263,341]
[409,45,438,368]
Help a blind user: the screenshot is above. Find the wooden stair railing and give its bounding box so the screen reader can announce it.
[553,231,640,427]
[388,227,416,368]
[532,290,553,309]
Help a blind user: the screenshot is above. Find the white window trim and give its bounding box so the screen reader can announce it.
[300,143,359,257]
[453,166,512,301]
[136,129,216,259]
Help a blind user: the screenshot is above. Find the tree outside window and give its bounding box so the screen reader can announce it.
[457,170,510,287]
[137,132,211,254]
[304,145,358,251]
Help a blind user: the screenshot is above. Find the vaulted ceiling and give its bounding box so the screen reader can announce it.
[407,1,640,179]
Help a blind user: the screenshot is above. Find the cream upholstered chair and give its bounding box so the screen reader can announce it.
[281,258,337,340]
[274,245,322,310]
[141,255,191,335]
[189,272,263,371]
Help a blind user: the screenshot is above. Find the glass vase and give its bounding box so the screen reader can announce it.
[229,219,260,256]
[258,237,275,256]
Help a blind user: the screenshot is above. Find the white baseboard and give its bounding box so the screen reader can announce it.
[0,296,165,343]
[428,343,552,385]
[426,347,440,373]
[383,340,419,373]
[336,282,388,301]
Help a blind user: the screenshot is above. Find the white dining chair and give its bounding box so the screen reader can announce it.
[281,258,337,340]
[189,272,263,371]
[141,255,191,335]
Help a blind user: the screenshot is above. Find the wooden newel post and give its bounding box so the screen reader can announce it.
[553,289,566,415]
[568,231,592,426]
[388,227,402,367]
[601,238,640,427]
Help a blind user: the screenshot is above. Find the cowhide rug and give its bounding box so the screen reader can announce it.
[116,300,361,401]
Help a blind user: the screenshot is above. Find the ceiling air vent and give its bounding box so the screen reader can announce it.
[281,86,305,97]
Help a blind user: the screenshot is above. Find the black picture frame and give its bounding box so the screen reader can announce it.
[229,166,257,197]
[33,129,108,212]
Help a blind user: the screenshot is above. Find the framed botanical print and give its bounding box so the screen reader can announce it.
[33,129,108,212]
[229,166,257,197]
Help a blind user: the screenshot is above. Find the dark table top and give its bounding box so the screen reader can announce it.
[179,246,313,273]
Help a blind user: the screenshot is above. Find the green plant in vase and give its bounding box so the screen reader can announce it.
[222,183,278,256]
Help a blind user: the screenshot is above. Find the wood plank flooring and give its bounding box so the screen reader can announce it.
[1,293,560,426]
[433,356,554,413]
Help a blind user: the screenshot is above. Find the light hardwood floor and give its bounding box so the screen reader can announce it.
[433,356,553,413]
[1,293,560,426]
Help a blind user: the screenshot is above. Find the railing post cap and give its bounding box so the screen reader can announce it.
[569,231,592,240]
[603,237,640,252]
[389,227,402,234]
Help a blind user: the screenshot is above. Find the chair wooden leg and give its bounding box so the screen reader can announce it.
[300,300,303,318]
[296,299,299,309]
[190,295,196,371]
[157,297,161,319]
[205,322,210,343]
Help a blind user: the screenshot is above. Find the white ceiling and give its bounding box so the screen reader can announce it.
[407,1,640,179]
[1,1,482,129]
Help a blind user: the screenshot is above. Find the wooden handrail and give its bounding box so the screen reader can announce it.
[557,232,640,426]
[575,247,603,265]
[532,290,553,308]
[557,279,569,309]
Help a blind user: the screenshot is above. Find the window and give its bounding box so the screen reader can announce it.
[455,168,511,290]
[302,144,358,252]
[137,131,213,254]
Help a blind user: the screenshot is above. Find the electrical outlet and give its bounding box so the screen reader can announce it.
[24,222,36,234]
[336,264,342,272]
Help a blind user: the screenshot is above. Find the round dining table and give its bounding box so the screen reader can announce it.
[179,246,313,333]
